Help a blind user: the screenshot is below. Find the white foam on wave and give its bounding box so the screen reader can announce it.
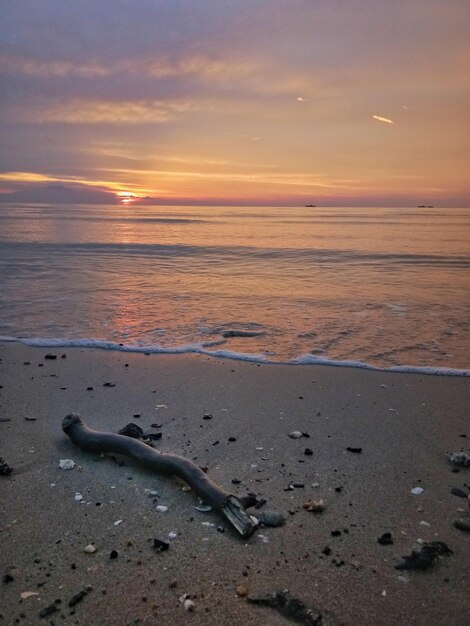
[292,353,470,376]
[0,335,468,376]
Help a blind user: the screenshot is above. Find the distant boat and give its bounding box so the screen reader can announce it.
[305,204,316,207]
[417,205,434,208]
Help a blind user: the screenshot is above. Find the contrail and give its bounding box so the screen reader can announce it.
[373,114,394,124]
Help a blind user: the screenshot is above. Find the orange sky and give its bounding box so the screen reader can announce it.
[0,1,469,206]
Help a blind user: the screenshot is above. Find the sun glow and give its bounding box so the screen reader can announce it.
[116,192,138,204]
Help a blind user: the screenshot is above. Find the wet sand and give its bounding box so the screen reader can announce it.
[1,342,469,625]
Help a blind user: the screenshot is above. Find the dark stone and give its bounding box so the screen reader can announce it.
[304,448,313,456]
[0,458,13,476]
[212,440,220,445]
[110,550,118,559]
[453,519,470,532]
[44,354,57,360]
[61,354,67,358]
[86,386,93,391]
[118,423,144,439]
[331,530,341,537]
[3,573,14,583]
[334,486,342,493]
[378,532,394,545]
[68,590,87,607]
[395,541,452,571]
[231,478,241,484]
[302,432,310,438]
[259,511,285,527]
[38,604,58,618]
[133,413,141,418]
[103,382,115,387]
[450,486,468,498]
[142,432,162,441]
[247,590,322,625]
[346,447,362,453]
[202,413,213,420]
[254,498,267,509]
[321,546,331,556]
[228,436,237,442]
[153,538,169,552]
[293,483,305,488]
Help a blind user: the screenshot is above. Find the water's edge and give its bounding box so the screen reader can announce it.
[1,335,468,377]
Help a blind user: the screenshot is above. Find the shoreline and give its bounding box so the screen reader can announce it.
[1,342,469,625]
[1,336,469,377]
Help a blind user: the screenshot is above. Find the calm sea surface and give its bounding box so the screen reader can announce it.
[0,204,469,373]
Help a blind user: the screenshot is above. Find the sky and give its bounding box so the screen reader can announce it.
[0,0,469,206]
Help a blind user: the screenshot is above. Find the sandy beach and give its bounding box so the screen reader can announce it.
[1,342,469,625]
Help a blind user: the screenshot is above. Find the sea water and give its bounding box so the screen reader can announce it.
[0,204,468,374]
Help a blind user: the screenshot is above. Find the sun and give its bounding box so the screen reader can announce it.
[116,192,136,205]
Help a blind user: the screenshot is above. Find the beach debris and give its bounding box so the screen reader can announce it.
[84,544,96,554]
[410,487,424,495]
[156,505,168,513]
[303,499,325,513]
[247,589,322,625]
[153,538,170,552]
[0,418,11,423]
[258,511,285,527]
[168,531,178,540]
[304,448,313,456]
[114,519,123,526]
[62,414,266,539]
[44,353,57,360]
[289,431,303,439]
[180,594,196,611]
[447,450,470,467]
[378,532,394,545]
[395,541,452,571]
[118,423,143,439]
[450,486,468,498]
[346,446,362,453]
[103,381,116,387]
[74,492,83,501]
[38,603,59,618]
[203,412,213,420]
[0,457,14,476]
[21,591,39,600]
[24,415,37,421]
[68,589,88,607]
[194,500,212,512]
[236,584,249,598]
[453,518,470,532]
[59,458,75,470]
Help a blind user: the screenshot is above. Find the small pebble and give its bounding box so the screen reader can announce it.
[303,498,325,513]
[236,584,249,598]
[84,544,96,554]
[288,431,303,439]
[410,487,424,495]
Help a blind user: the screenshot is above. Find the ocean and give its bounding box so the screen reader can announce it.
[0,204,468,374]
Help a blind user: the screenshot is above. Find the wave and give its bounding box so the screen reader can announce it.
[1,335,468,376]
[2,241,469,268]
